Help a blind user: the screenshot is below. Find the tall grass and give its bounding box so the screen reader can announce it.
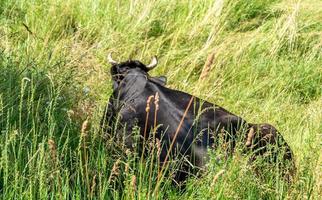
[0,0,321,199]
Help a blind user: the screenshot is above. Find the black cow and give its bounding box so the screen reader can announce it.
[101,54,295,185]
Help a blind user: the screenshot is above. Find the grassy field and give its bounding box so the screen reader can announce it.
[0,0,321,199]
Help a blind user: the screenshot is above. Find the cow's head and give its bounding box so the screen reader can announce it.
[108,53,167,89]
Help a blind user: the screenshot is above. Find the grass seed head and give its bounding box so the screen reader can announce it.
[48,139,57,163]
[199,52,215,81]
[81,119,90,138]
[131,175,137,192]
[146,95,154,113]
[108,159,121,184]
[154,92,159,111]
[90,174,97,196]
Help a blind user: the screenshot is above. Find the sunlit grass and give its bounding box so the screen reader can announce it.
[0,0,321,199]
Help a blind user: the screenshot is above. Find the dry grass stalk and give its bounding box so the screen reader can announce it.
[162,96,195,166]
[108,159,121,184]
[154,96,194,195]
[142,95,155,165]
[199,52,215,81]
[211,169,225,187]
[209,169,225,194]
[79,119,91,194]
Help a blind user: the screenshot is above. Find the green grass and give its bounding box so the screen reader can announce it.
[0,0,321,199]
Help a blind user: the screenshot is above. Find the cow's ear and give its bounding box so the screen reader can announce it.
[157,76,167,85]
[150,76,167,86]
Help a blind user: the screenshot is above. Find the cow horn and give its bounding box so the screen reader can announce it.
[246,127,255,147]
[146,56,158,70]
[107,53,118,65]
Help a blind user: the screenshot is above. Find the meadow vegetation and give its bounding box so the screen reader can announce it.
[0,0,321,199]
